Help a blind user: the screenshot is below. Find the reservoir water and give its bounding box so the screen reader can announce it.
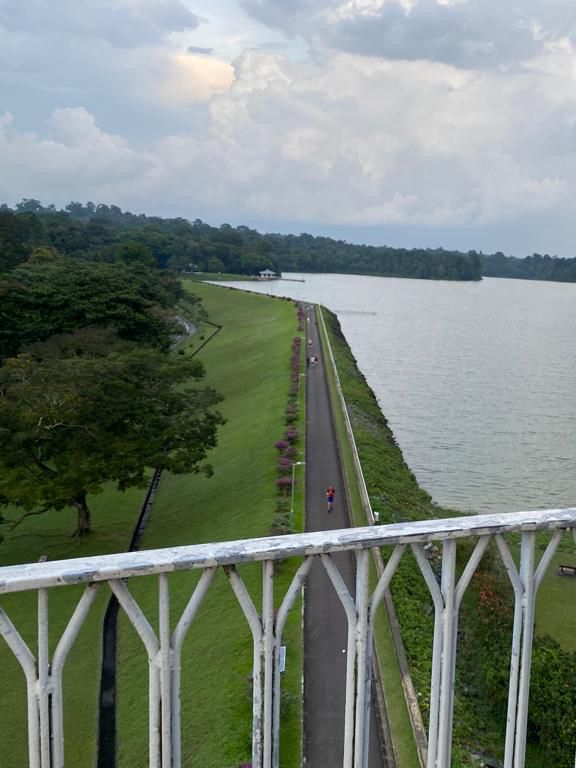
[218,273,576,514]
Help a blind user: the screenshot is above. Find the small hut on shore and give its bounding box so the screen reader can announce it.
[259,268,278,280]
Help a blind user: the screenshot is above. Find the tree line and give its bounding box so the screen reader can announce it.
[7,198,576,283]
[1,199,484,280]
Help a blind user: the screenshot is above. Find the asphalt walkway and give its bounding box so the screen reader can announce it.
[303,306,386,768]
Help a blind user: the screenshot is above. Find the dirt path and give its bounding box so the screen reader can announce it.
[303,306,386,768]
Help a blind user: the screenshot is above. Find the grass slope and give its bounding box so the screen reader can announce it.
[115,282,305,768]
[0,484,148,766]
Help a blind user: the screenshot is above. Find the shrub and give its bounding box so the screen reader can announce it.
[284,427,298,444]
[275,476,293,495]
[277,458,293,475]
[275,439,289,452]
[270,510,294,536]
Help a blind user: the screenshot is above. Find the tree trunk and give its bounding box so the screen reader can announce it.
[74,492,92,536]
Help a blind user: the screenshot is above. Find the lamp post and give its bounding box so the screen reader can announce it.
[290,461,305,521]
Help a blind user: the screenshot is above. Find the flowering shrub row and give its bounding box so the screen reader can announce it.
[271,307,304,535]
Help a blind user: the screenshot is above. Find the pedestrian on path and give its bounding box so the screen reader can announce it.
[326,485,335,512]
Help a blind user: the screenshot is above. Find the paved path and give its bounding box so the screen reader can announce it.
[303,306,386,768]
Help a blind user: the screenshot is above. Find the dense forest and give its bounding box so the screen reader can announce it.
[479,251,576,282]
[0,198,481,280]
[3,198,576,282]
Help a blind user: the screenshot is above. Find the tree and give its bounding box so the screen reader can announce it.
[27,245,64,264]
[0,210,30,272]
[14,198,45,213]
[95,240,156,268]
[0,259,181,360]
[0,331,224,536]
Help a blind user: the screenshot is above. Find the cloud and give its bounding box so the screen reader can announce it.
[241,0,576,68]
[0,108,152,204]
[0,0,200,47]
[1,47,575,237]
[188,45,214,55]
[0,1,225,144]
[150,53,234,105]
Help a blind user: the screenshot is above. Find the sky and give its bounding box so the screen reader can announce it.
[2,0,576,257]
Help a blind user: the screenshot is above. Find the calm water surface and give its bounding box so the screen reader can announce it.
[218,274,576,514]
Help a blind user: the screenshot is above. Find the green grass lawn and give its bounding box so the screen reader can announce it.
[0,483,148,767]
[506,535,576,651]
[115,283,305,768]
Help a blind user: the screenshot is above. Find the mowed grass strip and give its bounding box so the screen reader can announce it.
[115,283,304,768]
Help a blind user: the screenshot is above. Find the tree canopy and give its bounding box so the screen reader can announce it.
[5,198,576,283]
[0,258,183,361]
[0,331,224,535]
[0,201,484,281]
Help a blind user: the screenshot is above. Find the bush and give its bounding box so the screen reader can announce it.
[275,476,293,496]
[529,635,576,766]
[284,427,298,444]
[277,457,293,475]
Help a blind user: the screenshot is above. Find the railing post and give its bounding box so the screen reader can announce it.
[51,584,101,768]
[436,539,457,768]
[159,574,172,767]
[262,560,275,768]
[272,557,313,768]
[353,550,370,768]
[513,532,536,768]
[224,565,265,768]
[108,579,161,768]
[411,544,444,768]
[37,589,51,768]
[496,529,562,768]
[320,554,358,768]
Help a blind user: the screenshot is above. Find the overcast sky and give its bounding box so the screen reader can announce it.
[2,0,576,256]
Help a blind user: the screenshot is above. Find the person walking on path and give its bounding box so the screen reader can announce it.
[326,484,335,512]
[303,302,385,768]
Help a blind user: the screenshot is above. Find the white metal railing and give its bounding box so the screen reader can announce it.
[1,508,576,768]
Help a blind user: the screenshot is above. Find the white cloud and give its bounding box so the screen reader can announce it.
[2,47,575,235]
[0,108,152,203]
[241,0,576,69]
[0,0,200,47]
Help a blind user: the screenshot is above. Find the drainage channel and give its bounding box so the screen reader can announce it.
[96,467,163,768]
[96,317,221,767]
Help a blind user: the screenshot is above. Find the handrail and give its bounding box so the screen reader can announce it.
[317,306,375,522]
[1,508,575,594]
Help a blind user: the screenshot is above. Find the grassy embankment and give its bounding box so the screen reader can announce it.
[115,281,306,768]
[0,485,149,766]
[0,282,304,767]
[319,306,576,768]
